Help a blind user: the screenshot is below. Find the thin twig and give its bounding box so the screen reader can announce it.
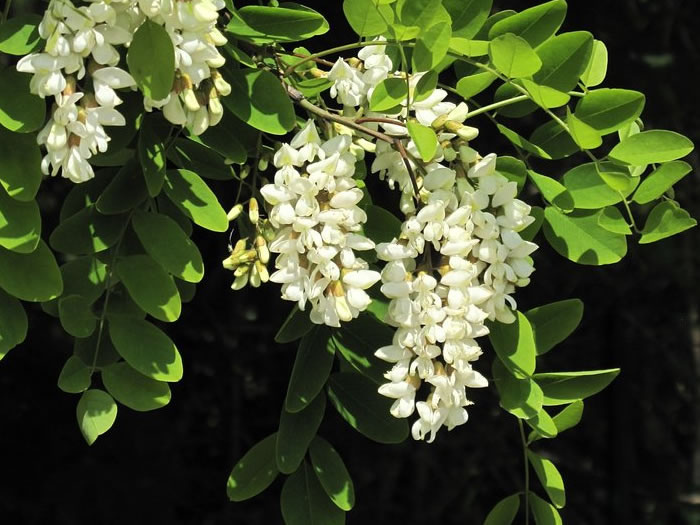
[394,138,421,198]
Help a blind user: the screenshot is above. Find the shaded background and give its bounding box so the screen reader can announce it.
[1,0,699,523]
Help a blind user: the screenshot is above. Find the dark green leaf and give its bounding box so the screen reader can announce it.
[414,71,438,102]
[533,31,593,92]
[0,185,41,253]
[167,137,232,180]
[327,372,408,444]
[50,206,129,255]
[132,210,204,283]
[529,120,578,160]
[277,392,326,474]
[138,115,166,197]
[496,156,528,192]
[96,159,148,214]
[309,436,355,511]
[528,451,565,508]
[0,125,42,201]
[332,313,392,385]
[115,254,181,322]
[285,326,335,412]
[102,362,172,411]
[74,330,120,368]
[76,389,117,446]
[57,355,91,394]
[275,305,314,344]
[227,433,279,501]
[489,0,567,48]
[520,206,544,242]
[59,295,97,338]
[0,288,28,360]
[0,67,46,133]
[492,359,543,419]
[0,14,42,54]
[127,19,175,100]
[0,240,62,302]
[525,299,583,355]
[199,119,247,164]
[108,317,183,382]
[281,461,346,525]
[534,369,620,405]
[444,0,492,39]
[163,169,229,232]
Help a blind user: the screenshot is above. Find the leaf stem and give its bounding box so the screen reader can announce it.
[395,137,421,198]
[518,419,531,525]
[620,196,641,233]
[2,0,12,22]
[463,95,530,120]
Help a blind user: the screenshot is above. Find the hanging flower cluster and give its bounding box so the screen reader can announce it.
[257,120,381,328]
[326,42,539,441]
[16,0,229,183]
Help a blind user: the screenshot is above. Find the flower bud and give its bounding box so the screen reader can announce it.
[240,165,251,180]
[255,260,269,283]
[248,198,259,225]
[249,263,261,288]
[258,156,269,172]
[234,264,250,278]
[254,235,270,264]
[211,70,231,96]
[227,203,243,221]
[208,92,223,127]
[456,125,479,141]
[431,114,449,130]
[231,272,249,290]
[183,87,200,112]
[190,107,209,136]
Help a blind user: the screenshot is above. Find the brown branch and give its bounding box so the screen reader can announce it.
[394,138,421,198]
[354,117,406,127]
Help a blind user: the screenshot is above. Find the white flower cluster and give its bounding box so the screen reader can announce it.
[375,154,538,442]
[260,120,381,328]
[16,0,229,183]
[327,44,538,441]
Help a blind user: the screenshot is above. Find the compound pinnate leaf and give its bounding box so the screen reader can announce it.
[76,389,118,446]
[227,433,279,502]
[108,317,183,382]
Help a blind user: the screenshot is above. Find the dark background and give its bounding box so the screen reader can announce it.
[1,0,699,523]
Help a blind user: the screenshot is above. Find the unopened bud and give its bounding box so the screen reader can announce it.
[443,147,457,162]
[254,235,269,264]
[261,219,276,242]
[183,87,200,112]
[208,94,223,127]
[227,203,244,221]
[347,57,361,68]
[431,114,449,130]
[309,67,326,79]
[456,125,479,141]
[231,272,249,290]
[211,70,231,96]
[239,165,251,180]
[257,156,269,172]
[335,294,353,322]
[190,107,209,136]
[255,260,269,283]
[248,198,259,225]
[234,264,250,278]
[249,263,261,288]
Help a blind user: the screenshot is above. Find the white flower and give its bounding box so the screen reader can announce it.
[328,58,366,107]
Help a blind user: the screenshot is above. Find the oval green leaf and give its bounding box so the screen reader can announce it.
[115,254,181,322]
[0,186,41,253]
[609,130,694,166]
[0,68,46,133]
[0,288,27,360]
[76,389,118,446]
[528,451,565,508]
[57,355,92,394]
[525,299,584,355]
[633,161,692,204]
[227,433,279,502]
[285,326,335,412]
[639,201,697,244]
[126,19,175,100]
[489,33,542,78]
[59,295,97,338]
[163,169,229,232]
[277,391,326,474]
[488,311,536,378]
[0,125,42,201]
[0,15,42,55]
[102,362,172,411]
[309,436,355,511]
[484,494,520,525]
[534,368,620,405]
[0,240,62,302]
[574,89,645,135]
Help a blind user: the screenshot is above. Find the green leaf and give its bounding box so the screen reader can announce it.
[76,389,118,446]
[275,305,314,344]
[74,331,120,368]
[0,68,46,133]
[234,5,328,41]
[488,311,536,378]
[529,120,578,160]
[0,126,42,201]
[530,492,563,525]
[163,169,229,232]
[528,451,565,508]
[138,115,166,197]
[496,156,528,192]
[60,256,108,304]
[534,369,620,405]
[520,206,544,242]
[533,31,593,92]
[58,355,91,394]
[0,240,62,302]
[489,0,567,48]
[525,409,558,439]
[609,130,694,166]
[199,118,247,164]
[108,317,183,382]
[567,109,602,149]
[281,462,346,525]
[639,201,697,244]
[521,79,570,109]
[0,288,27,360]
[0,186,41,253]
[413,23,451,72]
[574,89,645,135]
[484,494,520,525]
[527,171,574,212]
[102,362,172,411]
[59,295,97,338]
[633,161,692,204]
[295,78,334,98]
[127,19,174,100]
[167,137,232,180]
[561,162,634,209]
[543,207,627,265]
[227,433,279,502]
[493,83,537,118]
[414,71,438,102]
[444,0,492,39]
[525,299,584,355]
[369,78,408,112]
[132,210,204,283]
[580,40,608,87]
[456,71,497,99]
[285,327,335,412]
[596,163,638,194]
[332,313,392,386]
[115,254,181,322]
[553,400,584,433]
[221,68,295,135]
[277,391,326,474]
[396,0,444,29]
[407,120,438,162]
[0,15,42,54]
[50,206,129,255]
[449,38,489,57]
[489,33,542,78]
[497,124,552,159]
[492,359,543,419]
[96,159,148,214]
[327,372,408,444]
[309,436,355,511]
[342,0,394,37]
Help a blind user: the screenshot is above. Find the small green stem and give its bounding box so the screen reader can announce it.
[620,196,641,233]
[284,41,384,76]
[463,95,530,120]
[2,0,12,22]
[518,419,531,525]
